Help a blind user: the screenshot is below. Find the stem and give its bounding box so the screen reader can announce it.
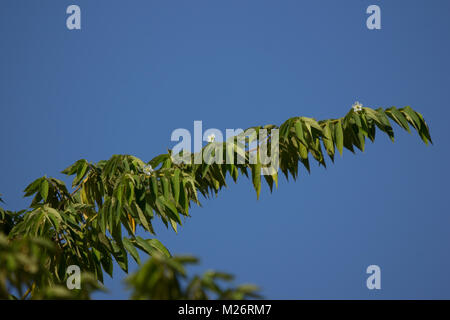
[21,282,34,300]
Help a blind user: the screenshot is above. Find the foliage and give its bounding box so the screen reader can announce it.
[0,233,101,299]
[0,106,432,299]
[126,253,261,300]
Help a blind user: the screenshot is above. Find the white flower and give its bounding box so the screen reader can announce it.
[352,101,363,112]
[207,134,215,143]
[142,165,153,176]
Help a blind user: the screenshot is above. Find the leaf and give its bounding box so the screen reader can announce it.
[386,107,411,133]
[45,207,61,231]
[150,176,159,199]
[280,118,292,140]
[322,121,334,159]
[135,236,171,258]
[61,159,85,175]
[335,120,344,156]
[126,180,135,205]
[114,199,122,227]
[179,180,189,213]
[111,241,128,273]
[302,117,322,133]
[157,196,181,224]
[128,213,136,234]
[135,202,151,232]
[375,108,394,142]
[147,238,171,257]
[98,207,107,234]
[101,255,113,277]
[294,120,306,145]
[352,112,362,128]
[123,237,141,265]
[148,154,169,169]
[170,219,178,233]
[107,198,115,232]
[201,163,211,178]
[401,107,431,145]
[272,172,278,188]
[24,177,44,197]
[40,179,49,201]
[263,174,274,192]
[251,155,261,199]
[116,184,124,205]
[401,106,421,131]
[416,112,433,144]
[172,169,181,203]
[298,140,308,160]
[161,177,170,198]
[73,160,89,187]
[98,233,113,253]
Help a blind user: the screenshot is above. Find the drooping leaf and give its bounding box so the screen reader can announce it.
[123,237,141,265]
[335,119,344,156]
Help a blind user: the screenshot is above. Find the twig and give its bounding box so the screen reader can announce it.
[21,282,34,300]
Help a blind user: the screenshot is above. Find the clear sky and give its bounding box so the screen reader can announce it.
[1,0,450,299]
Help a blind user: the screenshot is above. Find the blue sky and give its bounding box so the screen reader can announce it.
[1,0,449,299]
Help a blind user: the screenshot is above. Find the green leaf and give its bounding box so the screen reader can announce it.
[99,207,107,234]
[322,121,334,159]
[107,198,115,232]
[170,219,178,233]
[45,206,61,231]
[335,120,344,156]
[61,159,85,175]
[123,237,141,265]
[114,199,122,227]
[135,202,151,232]
[352,112,362,128]
[161,177,170,198]
[40,179,49,201]
[386,107,411,133]
[126,180,135,205]
[172,169,181,203]
[101,255,113,277]
[416,112,433,144]
[157,196,181,224]
[179,180,189,213]
[280,118,293,140]
[147,238,171,257]
[401,106,421,131]
[24,177,44,197]
[148,154,169,169]
[116,184,124,205]
[302,117,322,133]
[294,120,306,145]
[73,160,89,187]
[150,176,159,199]
[375,108,394,142]
[135,236,171,258]
[251,156,261,199]
[111,241,128,273]
[98,233,113,253]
